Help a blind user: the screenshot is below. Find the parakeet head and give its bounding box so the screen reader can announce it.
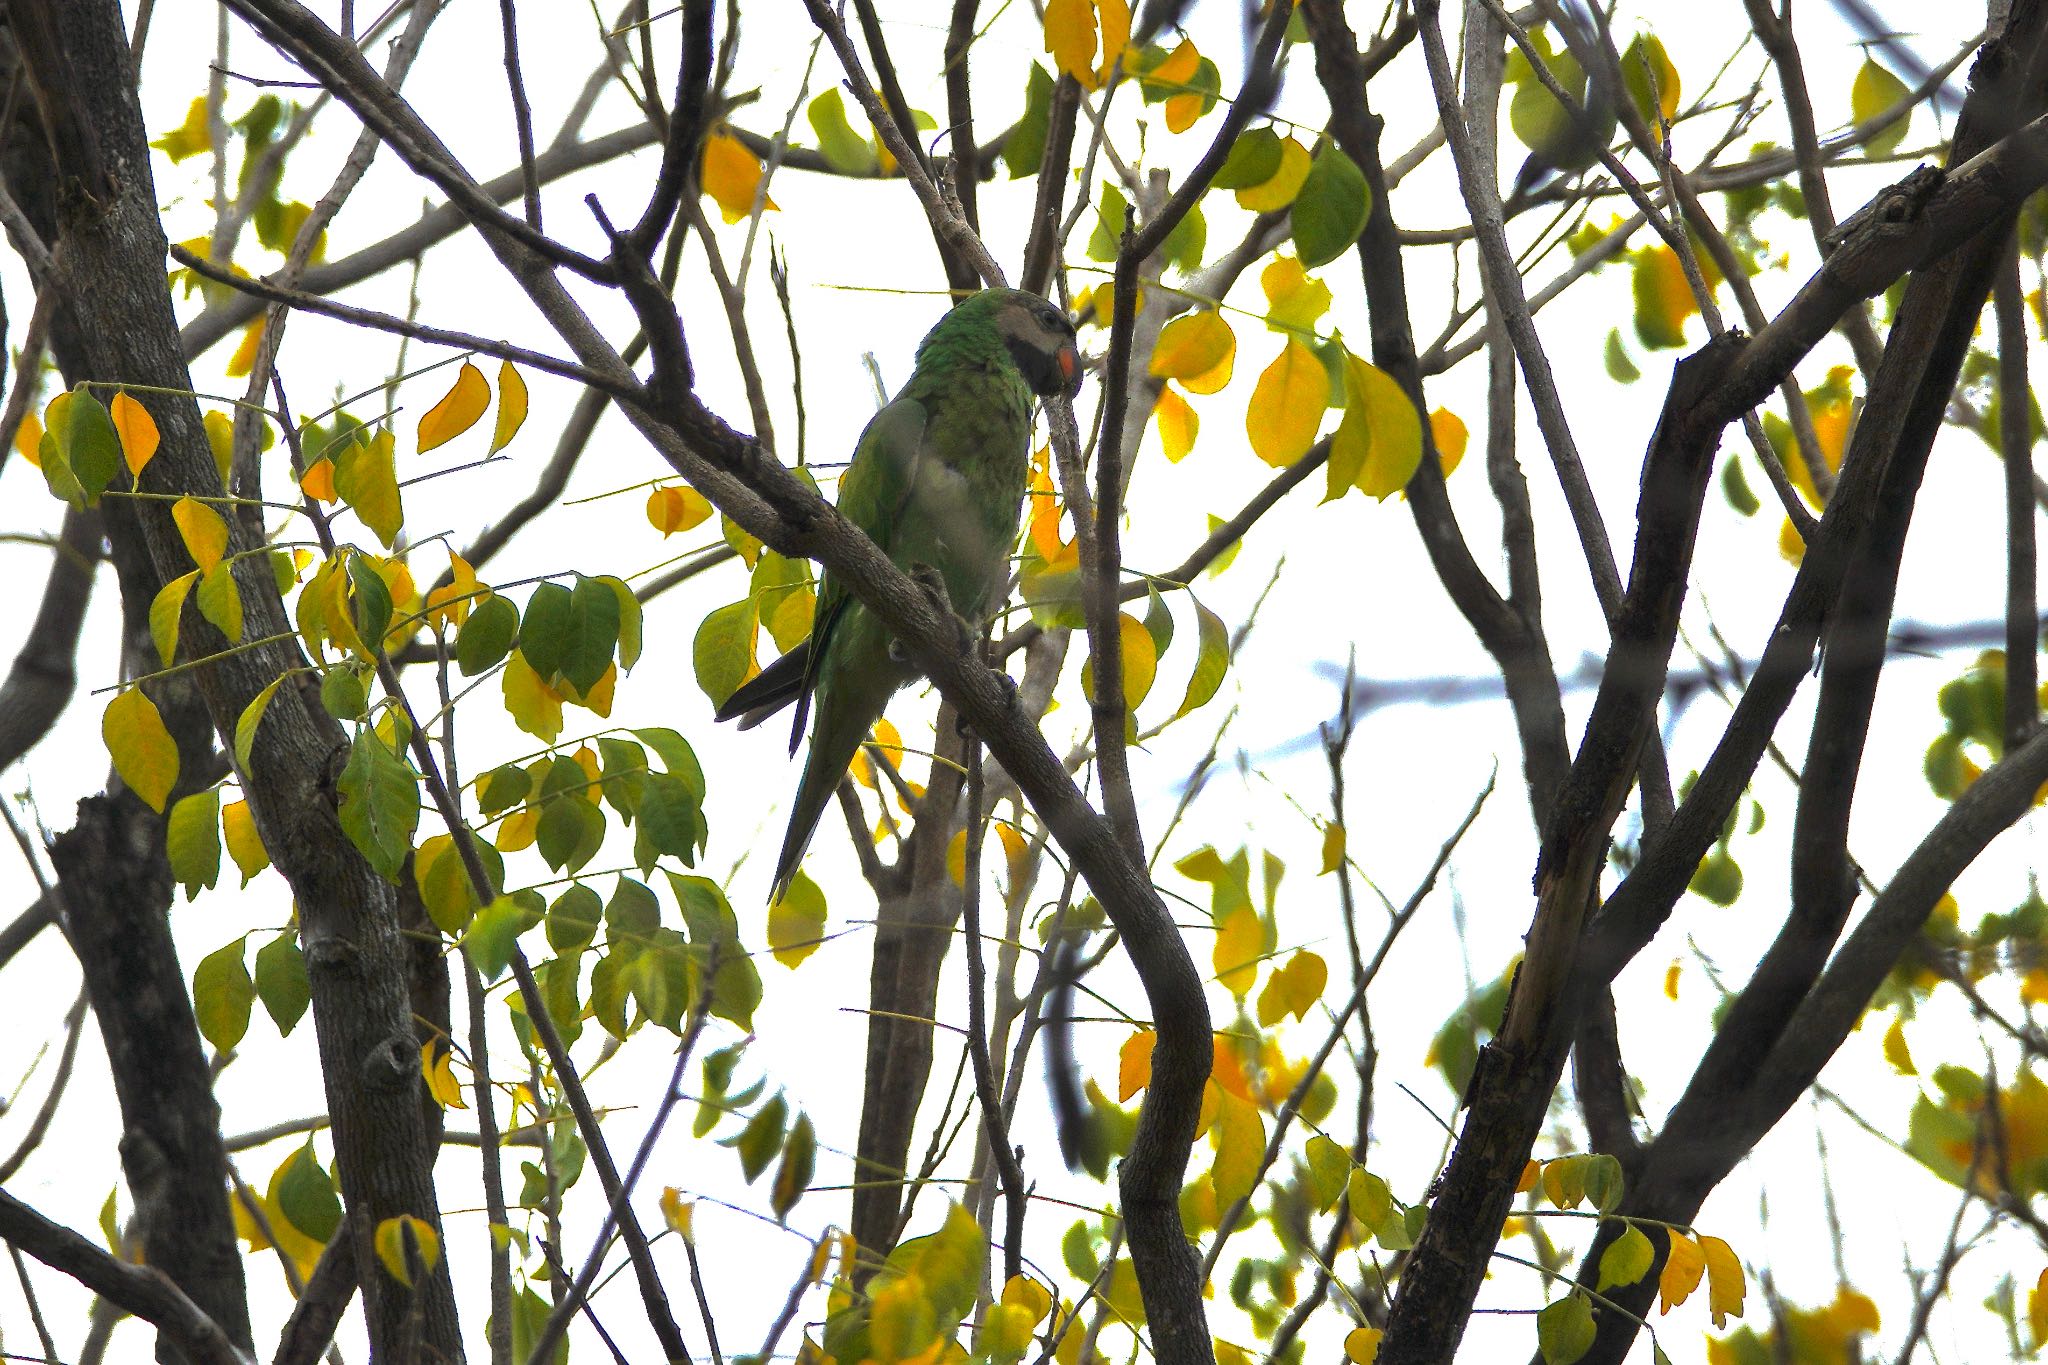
[927,288,1083,399]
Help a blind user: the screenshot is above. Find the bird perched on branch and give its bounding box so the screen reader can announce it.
[715,287,1082,902]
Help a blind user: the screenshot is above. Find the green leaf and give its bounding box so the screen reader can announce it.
[1582,1153,1626,1212]
[597,575,642,670]
[193,937,255,1052]
[197,564,243,644]
[477,763,531,814]
[1001,63,1055,179]
[54,387,122,508]
[771,1112,817,1222]
[337,729,420,883]
[668,872,763,1029]
[320,667,368,720]
[1290,144,1372,269]
[561,575,622,693]
[809,88,878,174]
[149,571,197,669]
[456,594,518,676]
[548,884,604,951]
[235,676,283,771]
[275,1140,342,1242]
[254,929,310,1036]
[638,773,706,866]
[536,796,605,875]
[1603,328,1640,383]
[1536,1293,1596,1365]
[518,580,574,680]
[1089,181,1130,263]
[729,1092,789,1182]
[166,789,222,900]
[344,551,393,653]
[1162,201,1205,274]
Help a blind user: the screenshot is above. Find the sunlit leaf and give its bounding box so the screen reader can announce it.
[1246,338,1329,466]
[1851,56,1911,157]
[110,392,159,477]
[701,128,778,223]
[104,688,178,813]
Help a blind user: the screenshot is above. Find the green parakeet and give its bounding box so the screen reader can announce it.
[716,287,1082,901]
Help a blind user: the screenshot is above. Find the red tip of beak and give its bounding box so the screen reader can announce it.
[1058,345,1081,391]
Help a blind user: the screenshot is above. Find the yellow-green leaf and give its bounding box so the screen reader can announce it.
[172,496,229,575]
[336,429,403,548]
[198,564,243,644]
[693,598,759,709]
[166,789,221,900]
[771,1112,817,1221]
[224,799,269,886]
[234,676,282,772]
[1209,1087,1263,1207]
[501,652,564,742]
[373,1214,440,1287]
[193,937,254,1052]
[110,392,159,477]
[1174,597,1229,719]
[152,97,212,162]
[1304,1134,1349,1209]
[1536,1293,1596,1365]
[1255,949,1327,1025]
[809,88,878,174]
[1247,338,1328,466]
[149,570,197,669]
[768,871,827,968]
[1598,1223,1656,1291]
[417,361,490,453]
[1236,135,1311,213]
[1328,353,1423,499]
[489,361,527,454]
[1631,245,1697,350]
[104,688,178,813]
[1621,34,1679,125]
[1260,255,1332,335]
[1851,56,1911,158]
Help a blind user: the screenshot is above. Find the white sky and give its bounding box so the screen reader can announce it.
[0,2,2038,1363]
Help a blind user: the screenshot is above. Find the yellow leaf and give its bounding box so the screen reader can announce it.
[1079,611,1157,714]
[701,129,777,224]
[1430,407,1468,479]
[1154,385,1199,463]
[227,318,264,378]
[1516,1159,1540,1193]
[111,392,159,478]
[372,1214,440,1287]
[1165,90,1204,133]
[425,552,480,632]
[150,570,196,669]
[1209,1086,1263,1207]
[300,457,337,503]
[495,806,539,853]
[14,411,42,467]
[1150,37,1199,90]
[946,828,970,887]
[1632,245,1698,349]
[1095,0,1130,85]
[1118,1028,1155,1101]
[1319,821,1344,874]
[660,1187,695,1240]
[490,361,527,453]
[1213,903,1265,997]
[1663,958,1682,1000]
[337,429,403,549]
[647,484,712,536]
[1699,1235,1746,1327]
[1237,136,1311,213]
[1882,1014,1916,1074]
[1149,312,1236,393]
[223,799,269,885]
[420,1039,467,1109]
[1778,515,1805,565]
[417,361,489,453]
[769,871,827,968]
[172,496,229,575]
[501,651,564,742]
[1255,950,1327,1025]
[1002,1274,1053,1325]
[1344,1327,1382,1364]
[1247,339,1329,467]
[1659,1231,1705,1313]
[1260,255,1332,334]
[152,96,213,161]
[203,410,234,485]
[1044,0,1098,88]
[2028,1267,2048,1348]
[103,688,178,813]
[1328,353,1423,499]
[1026,445,1063,559]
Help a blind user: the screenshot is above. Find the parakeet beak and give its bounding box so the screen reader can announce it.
[1056,342,1083,396]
